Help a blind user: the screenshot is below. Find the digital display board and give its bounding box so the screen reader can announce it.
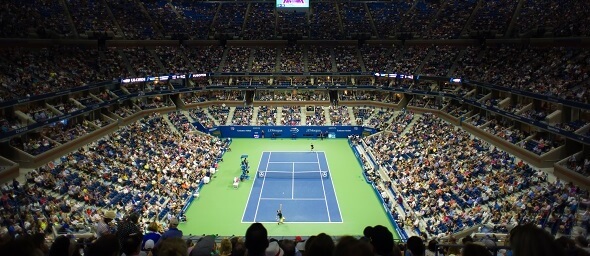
[276,0,309,8]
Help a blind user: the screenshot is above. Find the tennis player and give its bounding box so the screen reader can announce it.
[277,209,285,225]
[310,143,314,152]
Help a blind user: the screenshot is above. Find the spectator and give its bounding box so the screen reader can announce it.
[48,235,73,256]
[142,222,162,252]
[461,243,492,256]
[406,236,425,256]
[306,233,334,256]
[245,223,268,256]
[218,238,232,256]
[509,224,564,256]
[190,235,217,256]
[86,234,120,256]
[158,237,189,256]
[367,225,396,256]
[265,241,284,256]
[160,217,183,240]
[231,237,246,256]
[334,236,373,256]
[96,210,117,238]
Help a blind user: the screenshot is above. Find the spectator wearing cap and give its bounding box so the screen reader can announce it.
[245,223,269,256]
[265,241,284,256]
[96,210,116,238]
[142,222,161,252]
[161,217,183,240]
[190,235,217,256]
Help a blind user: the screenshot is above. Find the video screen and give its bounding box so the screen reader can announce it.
[276,0,309,8]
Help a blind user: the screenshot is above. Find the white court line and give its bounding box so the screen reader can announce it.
[268,161,320,164]
[241,151,266,222]
[242,221,343,224]
[260,198,326,200]
[323,151,344,223]
[263,151,326,153]
[316,151,331,222]
[253,152,271,222]
[292,162,295,199]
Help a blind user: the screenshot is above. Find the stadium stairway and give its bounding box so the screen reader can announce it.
[163,114,181,135]
[202,108,220,126]
[329,48,337,72]
[300,106,306,123]
[218,48,230,73]
[225,107,236,125]
[118,49,137,76]
[276,106,283,124]
[324,107,332,125]
[58,0,79,38]
[355,48,367,73]
[399,113,421,136]
[103,1,125,39]
[448,49,468,76]
[251,106,259,125]
[348,107,358,125]
[362,108,379,127]
[182,110,196,123]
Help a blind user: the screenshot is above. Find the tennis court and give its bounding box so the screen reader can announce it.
[179,139,397,237]
[242,151,342,223]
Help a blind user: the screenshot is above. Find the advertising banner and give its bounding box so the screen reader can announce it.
[205,125,372,138]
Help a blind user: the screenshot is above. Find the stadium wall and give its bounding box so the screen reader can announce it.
[0,156,19,184]
[201,125,376,139]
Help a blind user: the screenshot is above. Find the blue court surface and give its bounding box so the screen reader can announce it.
[242,151,343,223]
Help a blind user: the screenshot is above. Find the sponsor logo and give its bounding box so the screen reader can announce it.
[306,129,321,133]
[290,128,300,133]
[17,98,30,103]
[354,127,358,130]
[253,127,260,130]
[16,127,29,133]
[236,129,252,132]
[230,127,235,130]
[328,127,336,130]
[337,129,352,132]
[268,129,283,133]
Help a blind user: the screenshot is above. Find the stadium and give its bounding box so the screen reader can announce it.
[0,0,589,255]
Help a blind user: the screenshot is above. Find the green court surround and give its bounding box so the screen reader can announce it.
[178,138,399,238]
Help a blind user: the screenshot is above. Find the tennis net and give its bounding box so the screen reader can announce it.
[258,171,329,179]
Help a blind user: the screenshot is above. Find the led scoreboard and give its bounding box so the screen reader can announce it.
[276,0,309,8]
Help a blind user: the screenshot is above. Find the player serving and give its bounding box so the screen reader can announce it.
[277,205,285,225]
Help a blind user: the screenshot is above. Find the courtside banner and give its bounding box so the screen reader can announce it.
[211,125,372,138]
